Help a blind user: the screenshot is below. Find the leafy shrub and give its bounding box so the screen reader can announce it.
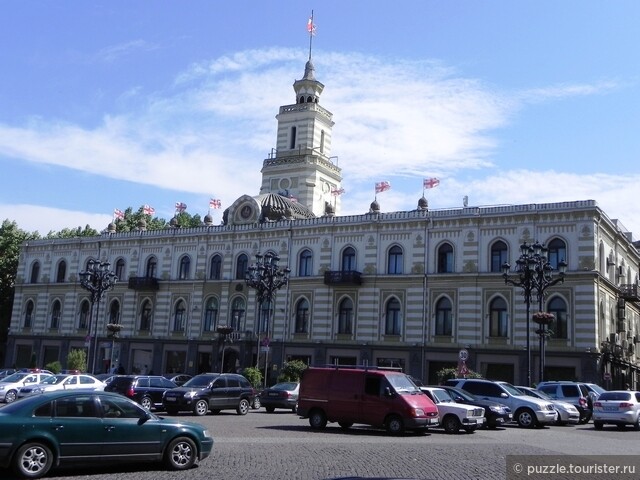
[277,360,308,382]
[45,361,62,374]
[436,366,483,384]
[242,366,263,389]
[67,349,87,373]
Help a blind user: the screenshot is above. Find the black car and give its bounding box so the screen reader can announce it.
[164,373,192,387]
[162,373,255,416]
[437,385,512,429]
[105,375,178,411]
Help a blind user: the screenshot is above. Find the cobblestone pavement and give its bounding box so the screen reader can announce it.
[2,409,638,480]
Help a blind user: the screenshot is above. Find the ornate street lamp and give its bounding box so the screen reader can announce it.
[245,252,290,386]
[502,241,567,386]
[79,259,118,373]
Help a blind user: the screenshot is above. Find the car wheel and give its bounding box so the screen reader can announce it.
[442,414,461,434]
[516,408,537,428]
[338,422,353,430]
[5,389,17,403]
[265,406,275,413]
[594,421,603,430]
[252,396,261,409]
[385,414,405,435]
[141,396,152,411]
[164,436,197,470]
[193,399,209,416]
[309,409,327,430]
[634,415,640,431]
[13,441,53,479]
[237,398,250,415]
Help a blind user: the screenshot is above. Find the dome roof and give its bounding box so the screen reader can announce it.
[256,193,316,221]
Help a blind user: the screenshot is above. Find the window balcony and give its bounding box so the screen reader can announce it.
[619,284,639,302]
[127,276,160,291]
[323,270,363,286]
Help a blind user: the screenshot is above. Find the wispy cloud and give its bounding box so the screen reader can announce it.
[95,40,159,64]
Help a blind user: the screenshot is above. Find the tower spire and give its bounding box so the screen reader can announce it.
[307,10,316,61]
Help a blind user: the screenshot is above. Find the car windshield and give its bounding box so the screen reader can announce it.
[1,373,27,383]
[587,384,607,395]
[183,375,216,388]
[449,388,476,401]
[271,382,297,391]
[431,389,454,403]
[500,382,525,396]
[522,388,548,400]
[389,374,420,393]
[41,375,67,385]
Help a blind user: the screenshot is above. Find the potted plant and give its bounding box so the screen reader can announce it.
[532,312,555,325]
[106,323,123,337]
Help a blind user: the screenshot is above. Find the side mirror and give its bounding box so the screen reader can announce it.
[500,393,509,398]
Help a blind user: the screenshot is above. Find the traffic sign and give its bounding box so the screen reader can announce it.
[458,349,469,361]
[603,372,612,381]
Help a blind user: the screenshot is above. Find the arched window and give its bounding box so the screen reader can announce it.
[387,245,403,274]
[295,298,310,333]
[145,257,157,278]
[79,300,90,329]
[209,254,222,280]
[115,259,125,280]
[230,297,245,332]
[203,297,219,332]
[437,243,454,273]
[236,254,248,280]
[491,241,508,273]
[173,300,186,332]
[385,297,402,335]
[548,296,568,339]
[30,261,40,284]
[435,297,452,336]
[341,247,356,271]
[50,300,61,329]
[298,249,313,277]
[547,238,567,270]
[24,300,34,328]
[56,260,67,283]
[178,256,190,280]
[109,300,120,325]
[139,300,152,331]
[489,297,508,337]
[338,298,354,334]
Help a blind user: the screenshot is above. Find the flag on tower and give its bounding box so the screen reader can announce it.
[331,188,345,196]
[209,198,222,209]
[375,181,391,194]
[423,177,440,189]
[175,202,187,213]
[113,208,124,220]
[143,204,155,215]
[307,14,316,36]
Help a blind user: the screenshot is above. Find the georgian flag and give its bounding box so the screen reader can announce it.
[175,202,187,213]
[209,198,222,209]
[143,204,155,215]
[113,208,124,220]
[375,181,391,194]
[423,177,440,189]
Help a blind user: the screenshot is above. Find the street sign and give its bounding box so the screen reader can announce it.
[458,349,469,361]
[603,372,612,381]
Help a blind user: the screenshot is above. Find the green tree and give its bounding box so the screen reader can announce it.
[242,366,263,388]
[277,360,308,382]
[45,360,62,374]
[45,225,99,238]
[67,348,87,372]
[0,220,39,357]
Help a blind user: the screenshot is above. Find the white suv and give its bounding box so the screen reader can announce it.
[420,387,485,433]
[0,372,53,403]
[445,379,557,428]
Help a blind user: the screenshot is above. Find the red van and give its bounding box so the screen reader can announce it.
[297,366,439,435]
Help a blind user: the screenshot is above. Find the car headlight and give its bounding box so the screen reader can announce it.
[0,386,6,391]
[488,406,502,412]
[413,408,425,416]
[202,429,212,438]
[184,391,196,398]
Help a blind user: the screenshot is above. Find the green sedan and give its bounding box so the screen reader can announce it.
[0,390,214,478]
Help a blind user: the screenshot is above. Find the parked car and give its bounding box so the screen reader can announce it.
[592,390,640,430]
[17,374,106,399]
[297,367,440,435]
[162,373,255,416]
[516,386,580,426]
[260,382,299,412]
[0,390,213,478]
[0,369,16,379]
[105,375,178,411]
[94,373,118,384]
[536,381,604,423]
[420,387,485,433]
[164,373,192,386]
[437,385,512,429]
[445,378,557,428]
[0,372,53,403]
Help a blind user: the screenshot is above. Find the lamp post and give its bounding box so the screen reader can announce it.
[245,252,290,387]
[79,260,118,373]
[502,241,567,386]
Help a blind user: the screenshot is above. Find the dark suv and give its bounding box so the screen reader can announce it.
[104,375,178,411]
[162,372,255,416]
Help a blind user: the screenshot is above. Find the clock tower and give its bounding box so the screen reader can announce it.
[259,57,343,216]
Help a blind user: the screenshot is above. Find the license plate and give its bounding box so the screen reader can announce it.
[268,392,279,397]
[603,406,617,411]
[165,397,176,402]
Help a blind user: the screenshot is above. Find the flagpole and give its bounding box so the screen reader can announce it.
[308,10,314,61]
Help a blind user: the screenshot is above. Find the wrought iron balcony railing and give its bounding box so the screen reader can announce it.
[127,276,160,291]
[323,270,363,286]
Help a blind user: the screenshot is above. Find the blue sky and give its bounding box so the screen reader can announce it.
[1,1,639,237]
